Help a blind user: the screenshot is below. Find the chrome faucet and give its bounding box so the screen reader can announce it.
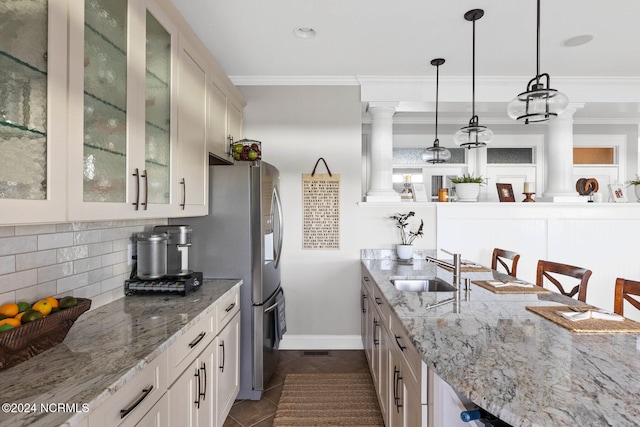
[425,248,461,286]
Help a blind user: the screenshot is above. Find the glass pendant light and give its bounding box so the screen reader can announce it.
[422,58,451,163]
[454,9,493,149]
[507,0,568,123]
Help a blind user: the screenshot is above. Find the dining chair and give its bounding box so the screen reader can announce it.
[535,260,592,302]
[613,278,640,316]
[491,248,520,277]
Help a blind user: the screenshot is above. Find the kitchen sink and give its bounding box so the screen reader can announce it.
[390,278,457,292]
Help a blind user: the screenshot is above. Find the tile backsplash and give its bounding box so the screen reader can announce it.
[0,219,167,310]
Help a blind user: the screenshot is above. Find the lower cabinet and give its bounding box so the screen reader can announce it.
[134,392,169,427]
[215,311,240,426]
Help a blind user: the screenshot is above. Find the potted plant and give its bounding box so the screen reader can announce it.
[390,212,424,260]
[450,174,486,202]
[626,174,640,200]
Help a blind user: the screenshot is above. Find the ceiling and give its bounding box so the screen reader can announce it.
[170,0,640,122]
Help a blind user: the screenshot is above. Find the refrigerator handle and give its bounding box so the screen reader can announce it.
[273,186,284,268]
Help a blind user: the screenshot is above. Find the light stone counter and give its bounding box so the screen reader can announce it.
[362,254,640,427]
[0,279,241,427]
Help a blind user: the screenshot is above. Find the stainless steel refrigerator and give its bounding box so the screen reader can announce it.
[176,161,284,400]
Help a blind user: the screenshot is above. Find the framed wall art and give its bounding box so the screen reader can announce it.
[496,183,515,202]
[608,183,628,203]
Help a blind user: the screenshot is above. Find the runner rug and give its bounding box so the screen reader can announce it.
[272,372,385,426]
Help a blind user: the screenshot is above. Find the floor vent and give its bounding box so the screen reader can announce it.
[301,350,332,357]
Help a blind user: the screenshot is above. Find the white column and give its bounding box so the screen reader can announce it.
[542,104,583,200]
[366,103,401,202]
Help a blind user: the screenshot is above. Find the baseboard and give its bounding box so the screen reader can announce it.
[278,335,363,350]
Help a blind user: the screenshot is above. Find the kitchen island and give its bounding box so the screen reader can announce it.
[362,253,640,426]
[0,279,241,427]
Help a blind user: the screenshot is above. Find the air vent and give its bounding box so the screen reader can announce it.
[301,350,331,357]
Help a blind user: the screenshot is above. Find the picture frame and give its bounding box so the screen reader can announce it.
[412,183,428,202]
[608,183,628,203]
[496,183,515,202]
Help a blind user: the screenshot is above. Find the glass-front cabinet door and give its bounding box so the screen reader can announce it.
[68,0,177,220]
[0,0,67,224]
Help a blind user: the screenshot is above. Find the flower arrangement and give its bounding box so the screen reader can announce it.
[449,173,486,186]
[390,211,424,245]
[626,174,640,187]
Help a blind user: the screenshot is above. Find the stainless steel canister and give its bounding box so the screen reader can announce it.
[154,225,192,276]
[135,232,169,279]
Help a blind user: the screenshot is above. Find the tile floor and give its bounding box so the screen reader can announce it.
[223,350,371,427]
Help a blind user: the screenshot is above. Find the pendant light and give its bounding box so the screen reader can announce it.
[422,58,451,163]
[507,0,568,123]
[454,9,493,149]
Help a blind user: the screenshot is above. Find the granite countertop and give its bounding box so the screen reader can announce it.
[362,256,640,427]
[0,279,241,427]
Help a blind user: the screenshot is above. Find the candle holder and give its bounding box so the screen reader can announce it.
[522,192,535,202]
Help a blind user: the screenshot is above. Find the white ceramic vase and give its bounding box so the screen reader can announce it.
[455,183,480,202]
[396,244,413,260]
[635,185,640,201]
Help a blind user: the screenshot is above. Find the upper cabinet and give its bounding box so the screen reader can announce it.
[0,0,68,224]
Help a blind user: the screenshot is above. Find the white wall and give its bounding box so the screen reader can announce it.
[239,85,437,348]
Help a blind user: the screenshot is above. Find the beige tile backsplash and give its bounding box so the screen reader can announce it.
[0,218,167,310]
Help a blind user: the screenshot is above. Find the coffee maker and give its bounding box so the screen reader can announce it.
[154,225,193,277]
[125,225,201,296]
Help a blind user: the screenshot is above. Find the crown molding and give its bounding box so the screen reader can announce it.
[230,75,360,86]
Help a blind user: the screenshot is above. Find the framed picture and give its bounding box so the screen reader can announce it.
[608,183,628,203]
[496,183,515,202]
[412,183,428,202]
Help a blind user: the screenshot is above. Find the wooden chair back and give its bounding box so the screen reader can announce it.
[491,248,520,277]
[535,260,592,302]
[613,278,640,316]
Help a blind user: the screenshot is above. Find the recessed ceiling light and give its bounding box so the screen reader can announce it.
[293,27,316,39]
[562,34,594,47]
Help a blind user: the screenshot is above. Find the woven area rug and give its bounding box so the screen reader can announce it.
[272,372,385,426]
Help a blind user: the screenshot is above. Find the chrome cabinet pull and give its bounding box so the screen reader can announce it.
[219,340,225,372]
[141,169,148,210]
[180,178,186,209]
[132,168,140,210]
[120,385,153,419]
[188,331,206,348]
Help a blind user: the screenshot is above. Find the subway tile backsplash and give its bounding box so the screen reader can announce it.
[0,218,168,310]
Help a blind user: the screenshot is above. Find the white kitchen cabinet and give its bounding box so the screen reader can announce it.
[227,100,243,149]
[215,310,240,426]
[134,392,169,427]
[175,35,208,216]
[89,351,168,427]
[68,0,179,220]
[0,0,68,225]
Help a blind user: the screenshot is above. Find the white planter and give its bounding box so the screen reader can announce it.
[635,185,640,201]
[396,244,413,260]
[455,183,480,202]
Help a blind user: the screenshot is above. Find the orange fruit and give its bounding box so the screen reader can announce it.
[0,303,19,318]
[14,311,25,322]
[0,318,21,328]
[45,296,59,309]
[32,300,52,317]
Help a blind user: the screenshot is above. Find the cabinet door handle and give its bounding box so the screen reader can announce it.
[120,385,153,419]
[394,366,403,412]
[225,302,236,312]
[194,368,201,408]
[141,169,148,210]
[180,178,186,209]
[362,294,367,313]
[200,362,207,401]
[395,335,407,352]
[373,319,380,346]
[188,331,206,349]
[219,340,225,372]
[132,168,140,210]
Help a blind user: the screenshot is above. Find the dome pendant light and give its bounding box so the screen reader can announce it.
[454,9,493,149]
[507,0,568,123]
[422,58,451,163]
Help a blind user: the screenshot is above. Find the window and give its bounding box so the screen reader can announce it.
[487,148,534,164]
[573,147,615,164]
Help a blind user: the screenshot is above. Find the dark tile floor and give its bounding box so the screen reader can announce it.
[223,350,370,427]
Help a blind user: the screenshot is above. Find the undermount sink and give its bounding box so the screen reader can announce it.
[390,278,457,292]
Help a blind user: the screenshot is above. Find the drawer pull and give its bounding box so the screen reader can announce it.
[374,297,383,306]
[188,331,206,348]
[120,385,153,419]
[225,302,236,312]
[395,335,407,352]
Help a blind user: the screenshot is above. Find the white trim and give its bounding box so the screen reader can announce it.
[230,76,360,86]
[278,335,363,350]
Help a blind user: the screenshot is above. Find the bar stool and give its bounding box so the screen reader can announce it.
[536,260,592,302]
[613,278,640,316]
[491,248,520,277]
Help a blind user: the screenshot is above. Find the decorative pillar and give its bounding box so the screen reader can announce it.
[366,103,400,202]
[542,104,583,200]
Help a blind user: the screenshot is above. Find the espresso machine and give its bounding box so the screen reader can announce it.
[125,225,202,296]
